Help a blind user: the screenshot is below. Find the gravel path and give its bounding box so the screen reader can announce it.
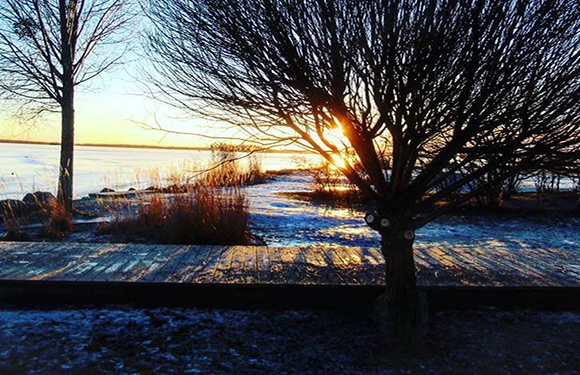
[0,307,578,374]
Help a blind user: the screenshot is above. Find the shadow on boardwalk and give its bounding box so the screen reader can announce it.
[0,241,578,309]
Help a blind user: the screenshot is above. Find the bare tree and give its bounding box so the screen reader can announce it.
[144,0,580,345]
[0,0,134,213]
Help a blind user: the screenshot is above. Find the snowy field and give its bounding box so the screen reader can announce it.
[0,307,578,374]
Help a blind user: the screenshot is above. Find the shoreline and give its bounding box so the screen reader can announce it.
[0,139,314,154]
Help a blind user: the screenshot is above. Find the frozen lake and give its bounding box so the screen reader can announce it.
[2,142,575,202]
[0,142,319,200]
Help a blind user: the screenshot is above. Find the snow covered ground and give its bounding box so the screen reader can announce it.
[1,176,579,373]
[0,307,578,374]
[247,174,580,258]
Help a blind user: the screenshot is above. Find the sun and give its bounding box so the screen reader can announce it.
[331,154,346,170]
[324,125,347,145]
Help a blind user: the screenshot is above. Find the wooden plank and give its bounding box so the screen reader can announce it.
[70,243,133,281]
[255,246,270,283]
[166,246,210,283]
[1,242,74,280]
[277,247,310,284]
[321,247,358,285]
[427,246,507,286]
[44,244,111,281]
[301,246,332,285]
[165,246,203,282]
[41,243,116,281]
[101,244,158,282]
[212,246,236,284]
[333,247,374,285]
[225,246,248,284]
[192,246,228,283]
[434,246,501,287]
[366,247,384,264]
[512,246,577,285]
[85,243,142,282]
[427,246,488,287]
[75,244,127,282]
[242,246,258,284]
[464,245,556,287]
[413,248,435,270]
[0,242,43,278]
[135,245,179,282]
[114,247,160,282]
[0,241,577,291]
[149,245,191,283]
[359,248,385,285]
[137,245,183,283]
[14,242,84,280]
[261,246,287,284]
[0,241,33,254]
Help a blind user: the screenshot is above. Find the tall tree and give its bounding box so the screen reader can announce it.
[0,0,133,213]
[144,0,580,345]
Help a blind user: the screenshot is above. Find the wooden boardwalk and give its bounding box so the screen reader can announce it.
[0,241,578,309]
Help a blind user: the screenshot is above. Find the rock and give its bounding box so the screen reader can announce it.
[100,188,116,193]
[2,230,31,242]
[0,199,27,217]
[22,191,56,208]
[128,187,136,192]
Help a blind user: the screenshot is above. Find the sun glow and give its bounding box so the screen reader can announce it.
[331,154,346,170]
[324,125,347,145]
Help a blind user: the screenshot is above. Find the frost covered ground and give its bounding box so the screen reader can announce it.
[1,173,579,374]
[0,307,579,374]
[7,172,580,258]
[247,173,580,255]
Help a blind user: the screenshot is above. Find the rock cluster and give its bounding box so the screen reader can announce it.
[0,191,56,218]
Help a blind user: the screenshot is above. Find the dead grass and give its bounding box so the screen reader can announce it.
[100,186,251,245]
[46,200,72,238]
[96,144,261,245]
[1,217,30,241]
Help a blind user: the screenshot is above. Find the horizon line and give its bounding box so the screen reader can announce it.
[0,139,313,154]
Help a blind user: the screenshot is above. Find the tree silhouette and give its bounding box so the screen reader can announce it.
[144,0,580,345]
[0,0,133,213]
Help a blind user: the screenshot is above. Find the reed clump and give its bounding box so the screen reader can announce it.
[46,199,72,238]
[101,186,250,245]
[98,143,262,245]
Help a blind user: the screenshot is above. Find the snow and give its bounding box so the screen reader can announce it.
[0,307,578,374]
[246,174,580,258]
[0,174,579,373]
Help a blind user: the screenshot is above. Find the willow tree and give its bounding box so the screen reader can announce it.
[0,0,133,213]
[144,0,580,345]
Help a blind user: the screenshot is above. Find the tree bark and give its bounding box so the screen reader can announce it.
[374,228,427,350]
[56,0,77,216]
[57,85,74,214]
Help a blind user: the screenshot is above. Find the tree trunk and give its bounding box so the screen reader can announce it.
[57,0,76,216]
[57,84,74,214]
[374,228,427,350]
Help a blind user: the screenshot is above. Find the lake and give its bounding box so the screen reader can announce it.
[0,142,319,199]
[1,142,575,201]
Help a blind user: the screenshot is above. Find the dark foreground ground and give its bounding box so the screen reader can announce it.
[0,307,578,374]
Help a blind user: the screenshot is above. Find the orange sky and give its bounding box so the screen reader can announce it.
[0,70,241,149]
